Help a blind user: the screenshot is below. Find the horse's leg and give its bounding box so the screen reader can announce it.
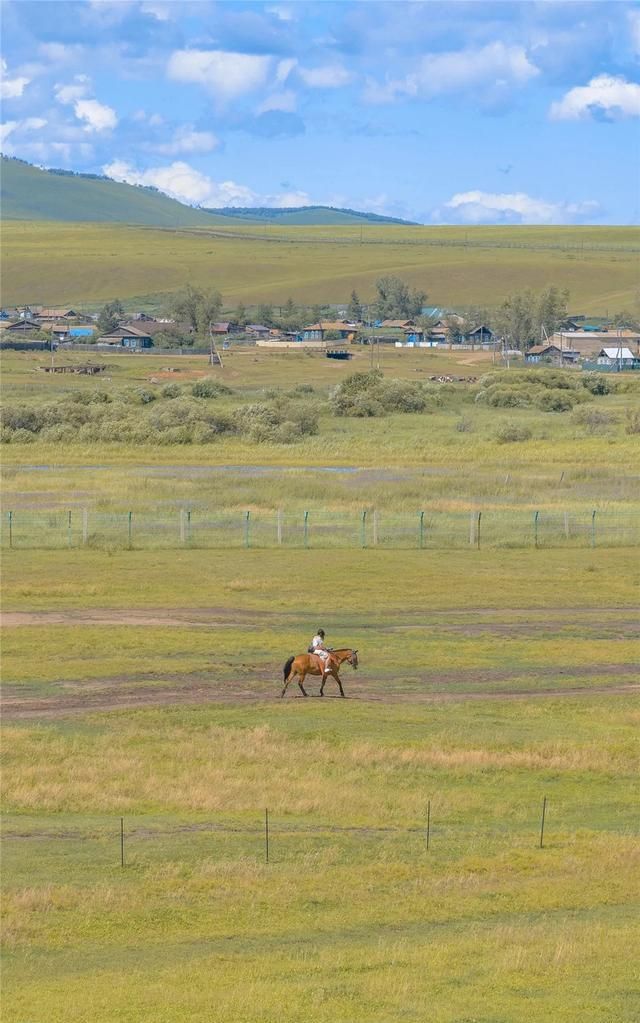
[298,671,309,697]
[334,671,345,698]
[281,667,295,698]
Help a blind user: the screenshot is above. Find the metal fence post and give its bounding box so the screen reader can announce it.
[303,510,309,548]
[533,510,539,549]
[539,796,547,849]
[591,509,597,548]
[120,817,125,867]
[360,510,367,548]
[82,508,89,546]
[476,511,482,550]
[244,511,250,548]
[419,511,425,549]
[67,510,73,548]
[186,509,191,545]
[8,510,13,549]
[127,511,133,549]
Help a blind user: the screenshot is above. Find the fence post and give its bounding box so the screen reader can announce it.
[120,817,125,867]
[265,808,269,864]
[539,796,547,849]
[277,508,283,546]
[186,509,191,545]
[591,509,596,548]
[8,510,13,549]
[476,511,482,550]
[373,510,379,547]
[127,511,132,549]
[360,510,367,548]
[67,510,72,548]
[426,800,431,850]
[244,511,250,548]
[418,511,425,549]
[82,508,89,546]
[303,510,309,549]
[533,510,539,549]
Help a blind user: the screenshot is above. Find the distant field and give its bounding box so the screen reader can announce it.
[3,220,638,311]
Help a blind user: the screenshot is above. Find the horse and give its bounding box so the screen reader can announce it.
[281,648,358,699]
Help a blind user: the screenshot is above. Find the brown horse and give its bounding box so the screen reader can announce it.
[281,648,358,699]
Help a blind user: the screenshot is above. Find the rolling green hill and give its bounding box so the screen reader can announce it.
[202,205,417,225]
[0,158,244,227]
[0,158,415,227]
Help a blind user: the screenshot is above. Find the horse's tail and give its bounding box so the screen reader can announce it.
[283,656,295,681]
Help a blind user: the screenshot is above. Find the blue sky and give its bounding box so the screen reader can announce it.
[1,0,639,223]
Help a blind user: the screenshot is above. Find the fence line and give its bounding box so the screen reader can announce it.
[2,507,638,551]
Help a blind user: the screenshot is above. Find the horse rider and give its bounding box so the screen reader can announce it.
[310,629,332,677]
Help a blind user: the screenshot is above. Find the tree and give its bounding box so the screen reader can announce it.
[611,309,640,331]
[494,286,570,352]
[154,326,194,349]
[374,276,427,320]
[444,314,472,349]
[255,303,275,326]
[97,299,125,334]
[276,297,303,332]
[167,285,222,337]
[234,302,248,327]
[347,290,363,322]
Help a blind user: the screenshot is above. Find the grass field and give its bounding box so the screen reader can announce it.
[2,340,639,1020]
[3,220,639,310]
[2,547,639,1022]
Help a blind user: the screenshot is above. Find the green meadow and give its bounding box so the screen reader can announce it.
[2,341,639,1021]
[3,220,638,310]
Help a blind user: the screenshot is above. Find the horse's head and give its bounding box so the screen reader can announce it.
[349,649,358,670]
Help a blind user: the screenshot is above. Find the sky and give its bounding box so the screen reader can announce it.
[1,0,639,224]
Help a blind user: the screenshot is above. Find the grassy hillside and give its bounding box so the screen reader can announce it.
[2,219,638,312]
[203,205,416,225]
[0,158,242,227]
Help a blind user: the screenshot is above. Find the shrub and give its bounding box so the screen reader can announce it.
[9,428,37,444]
[122,387,156,405]
[538,389,577,412]
[495,421,532,444]
[1,405,44,432]
[625,409,640,435]
[330,370,428,417]
[572,406,617,434]
[161,383,182,399]
[455,416,474,433]
[40,424,77,443]
[191,378,232,398]
[582,374,611,396]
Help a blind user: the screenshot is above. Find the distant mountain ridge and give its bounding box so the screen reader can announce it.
[0,157,416,227]
[202,205,417,225]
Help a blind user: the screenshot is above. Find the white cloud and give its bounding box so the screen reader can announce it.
[267,5,295,22]
[74,98,118,132]
[1,58,30,99]
[103,159,258,207]
[167,49,271,100]
[140,1,171,20]
[0,121,18,144]
[438,190,600,225]
[298,64,352,88]
[54,75,91,105]
[155,126,219,155]
[256,90,297,114]
[549,74,640,121]
[365,42,538,103]
[276,58,297,84]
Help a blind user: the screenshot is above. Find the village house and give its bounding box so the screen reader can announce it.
[51,323,95,342]
[596,346,638,369]
[525,344,564,365]
[245,324,271,338]
[35,307,79,323]
[96,325,154,349]
[0,318,42,334]
[210,321,239,335]
[380,319,416,330]
[548,329,640,357]
[302,321,357,341]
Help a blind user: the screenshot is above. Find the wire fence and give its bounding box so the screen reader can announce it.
[2,507,638,551]
[3,797,637,874]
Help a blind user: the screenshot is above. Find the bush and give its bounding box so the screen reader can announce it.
[538,390,577,412]
[9,428,37,444]
[572,406,617,434]
[625,409,640,435]
[122,387,156,405]
[161,383,182,399]
[191,378,232,398]
[582,374,611,396]
[495,421,532,444]
[330,370,428,417]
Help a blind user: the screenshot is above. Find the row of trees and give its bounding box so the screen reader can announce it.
[92,278,640,352]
